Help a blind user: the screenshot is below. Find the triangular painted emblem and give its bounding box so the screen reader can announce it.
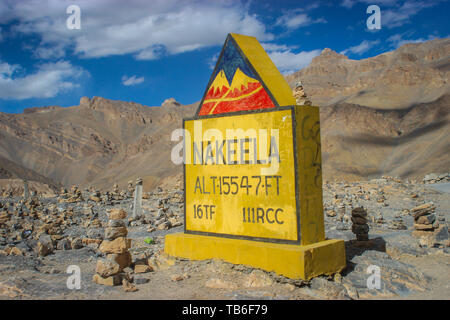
[196,33,296,116]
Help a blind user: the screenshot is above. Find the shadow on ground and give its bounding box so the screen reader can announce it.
[342,237,386,276]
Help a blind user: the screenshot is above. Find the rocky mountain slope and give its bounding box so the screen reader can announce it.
[287,38,449,181]
[286,38,449,109]
[0,38,448,190]
[0,97,196,191]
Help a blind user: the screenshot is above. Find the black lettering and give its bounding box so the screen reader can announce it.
[202,177,210,194]
[227,139,237,165]
[269,135,280,163]
[210,205,215,220]
[274,175,281,195]
[210,176,217,194]
[275,208,284,224]
[265,175,272,196]
[194,177,202,194]
[193,141,203,164]
[215,140,225,164]
[204,142,214,165]
[266,208,275,224]
[256,207,265,223]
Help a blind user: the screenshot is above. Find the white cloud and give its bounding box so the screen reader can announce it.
[382,1,438,28]
[4,0,272,60]
[268,49,322,74]
[0,60,86,100]
[121,75,145,86]
[387,33,438,48]
[341,0,357,8]
[261,43,297,52]
[341,0,399,8]
[276,11,326,30]
[207,52,220,70]
[340,39,380,55]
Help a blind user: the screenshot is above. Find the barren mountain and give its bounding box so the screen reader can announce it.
[287,38,450,181]
[0,38,448,190]
[286,38,450,109]
[0,97,196,191]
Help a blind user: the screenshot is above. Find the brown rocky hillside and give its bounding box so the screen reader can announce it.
[0,97,196,191]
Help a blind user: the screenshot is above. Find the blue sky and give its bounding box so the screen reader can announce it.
[0,0,448,113]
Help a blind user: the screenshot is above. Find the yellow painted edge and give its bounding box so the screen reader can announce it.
[165,233,346,280]
[295,105,325,245]
[230,33,296,107]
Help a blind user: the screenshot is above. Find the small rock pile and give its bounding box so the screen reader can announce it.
[293,81,312,106]
[127,181,134,198]
[93,209,132,287]
[67,185,83,203]
[111,183,123,201]
[422,173,449,184]
[351,207,369,241]
[58,188,69,202]
[411,203,449,247]
[0,204,9,226]
[89,190,101,202]
[412,203,438,233]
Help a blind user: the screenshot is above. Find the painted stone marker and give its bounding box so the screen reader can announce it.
[132,178,143,220]
[165,33,346,280]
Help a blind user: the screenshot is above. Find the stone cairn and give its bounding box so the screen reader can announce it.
[67,185,83,203]
[59,187,69,202]
[351,207,369,241]
[293,81,312,106]
[127,180,134,198]
[89,190,101,203]
[422,173,450,184]
[412,203,438,233]
[93,209,133,288]
[412,203,449,247]
[111,183,123,201]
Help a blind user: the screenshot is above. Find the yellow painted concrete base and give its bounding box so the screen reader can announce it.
[165,233,346,280]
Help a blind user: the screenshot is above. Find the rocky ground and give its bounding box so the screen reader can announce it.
[0,177,449,300]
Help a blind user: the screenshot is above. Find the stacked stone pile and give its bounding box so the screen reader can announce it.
[412,203,438,232]
[89,190,101,202]
[93,209,132,287]
[67,185,83,203]
[293,81,312,106]
[58,188,69,202]
[111,183,123,201]
[101,191,111,205]
[411,203,449,247]
[127,181,134,198]
[0,204,9,226]
[351,207,369,241]
[422,173,449,184]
